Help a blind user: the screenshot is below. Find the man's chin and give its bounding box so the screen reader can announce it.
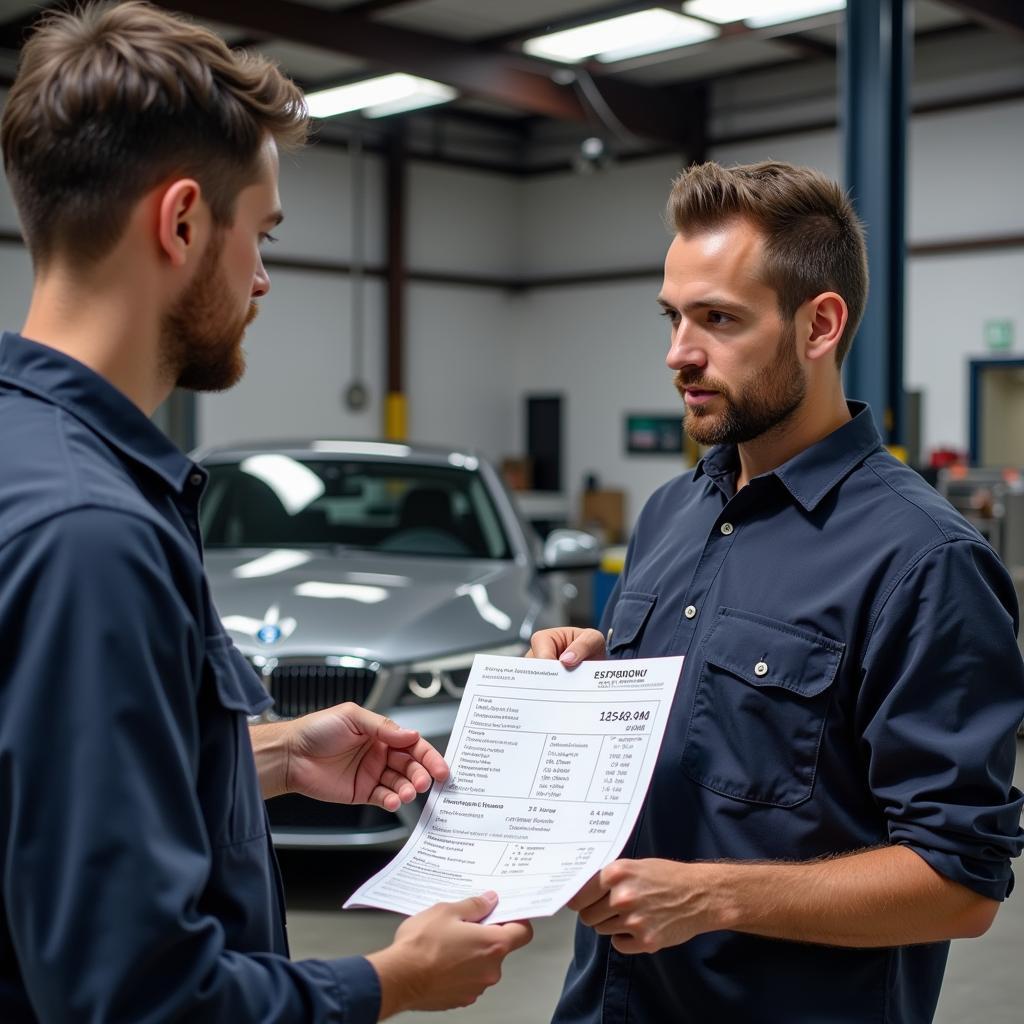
[176,351,246,393]
[683,410,720,446]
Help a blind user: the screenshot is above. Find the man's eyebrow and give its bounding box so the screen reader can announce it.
[659,295,755,317]
[265,210,284,228]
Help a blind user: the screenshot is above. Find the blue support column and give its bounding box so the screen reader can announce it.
[841,0,911,444]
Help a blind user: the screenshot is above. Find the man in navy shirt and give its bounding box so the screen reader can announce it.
[532,161,1024,1022]
[0,3,529,1021]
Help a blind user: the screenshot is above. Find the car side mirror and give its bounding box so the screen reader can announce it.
[541,528,601,571]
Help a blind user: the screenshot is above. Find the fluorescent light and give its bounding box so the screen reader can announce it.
[683,1,845,28]
[305,74,456,119]
[523,8,717,64]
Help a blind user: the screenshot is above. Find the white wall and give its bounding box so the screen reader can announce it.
[520,156,682,277]
[404,282,520,462]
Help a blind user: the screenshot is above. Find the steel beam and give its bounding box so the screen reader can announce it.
[841,0,911,444]
[384,126,407,440]
[937,0,1024,38]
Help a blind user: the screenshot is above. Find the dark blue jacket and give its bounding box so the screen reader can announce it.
[0,333,380,1022]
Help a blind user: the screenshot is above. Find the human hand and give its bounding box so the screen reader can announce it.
[568,858,722,954]
[528,626,606,667]
[367,892,534,1017]
[281,702,448,810]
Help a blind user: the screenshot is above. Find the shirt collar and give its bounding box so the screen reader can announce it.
[0,332,201,494]
[694,401,883,512]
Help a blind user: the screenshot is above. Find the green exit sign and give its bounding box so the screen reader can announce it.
[984,319,1014,351]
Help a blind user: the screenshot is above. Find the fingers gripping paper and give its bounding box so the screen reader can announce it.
[344,655,683,923]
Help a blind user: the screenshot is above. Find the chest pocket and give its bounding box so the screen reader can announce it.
[200,634,274,846]
[681,607,844,808]
[607,592,658,656]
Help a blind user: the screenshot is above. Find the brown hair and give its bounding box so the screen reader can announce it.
[1,1,309,268]
[667,161,868,365]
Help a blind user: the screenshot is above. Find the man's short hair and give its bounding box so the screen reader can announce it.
[1,0,309,269]
[667,161,868,365]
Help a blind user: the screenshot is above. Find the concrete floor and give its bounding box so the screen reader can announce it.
[282,739,1024,1022]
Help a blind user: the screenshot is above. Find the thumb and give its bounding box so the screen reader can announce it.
[452,890,499,923]
[559,628,606,667]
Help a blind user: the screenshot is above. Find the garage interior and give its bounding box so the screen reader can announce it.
[1,0,1023,1020]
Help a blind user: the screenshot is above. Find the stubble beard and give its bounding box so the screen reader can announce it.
[674,321,807,447]
[160,231,257,393]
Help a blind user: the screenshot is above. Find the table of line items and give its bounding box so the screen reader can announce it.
[345,654,683,923]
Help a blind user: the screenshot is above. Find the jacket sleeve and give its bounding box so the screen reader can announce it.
[857,537,1024,900]
[0,508,381,1023]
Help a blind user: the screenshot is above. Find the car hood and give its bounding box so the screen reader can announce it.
[205,547,536,664]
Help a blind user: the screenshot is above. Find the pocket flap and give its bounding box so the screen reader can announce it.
[607,592,657,652]
[206,635,274,714]
[700,608,843,697]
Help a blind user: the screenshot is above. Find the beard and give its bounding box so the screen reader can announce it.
[674,321,806,447]
[160,231,257,393]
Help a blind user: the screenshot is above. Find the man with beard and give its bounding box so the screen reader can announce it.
[532,161,1024,1022]
[0,4,531,1022]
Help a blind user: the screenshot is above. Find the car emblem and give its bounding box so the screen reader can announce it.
[257,623,283,645]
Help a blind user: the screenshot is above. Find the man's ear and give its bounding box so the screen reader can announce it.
[803,292,849,364]
[156,179,206,268]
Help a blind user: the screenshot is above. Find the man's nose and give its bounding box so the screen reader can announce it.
[666,322,706,371]
[253,256,270,298]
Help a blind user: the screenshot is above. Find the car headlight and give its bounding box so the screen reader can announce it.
[399,643,528,705]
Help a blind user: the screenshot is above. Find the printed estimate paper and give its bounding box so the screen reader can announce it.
[344,654,683,923]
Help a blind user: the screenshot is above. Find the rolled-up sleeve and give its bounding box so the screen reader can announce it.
[858,537,1024,900]
[0,508,381,1023]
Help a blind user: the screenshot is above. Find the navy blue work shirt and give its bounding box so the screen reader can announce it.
[0,333,380,1022]
[554,403,1024,1024]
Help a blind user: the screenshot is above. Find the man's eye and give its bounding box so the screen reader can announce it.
[707,311,732,326]
[260,233,279,246]
[659,308,679,324]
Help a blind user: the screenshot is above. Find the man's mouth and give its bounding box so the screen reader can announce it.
[683,388,719,405]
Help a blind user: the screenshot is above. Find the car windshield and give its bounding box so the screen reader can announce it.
[200,456,512,559]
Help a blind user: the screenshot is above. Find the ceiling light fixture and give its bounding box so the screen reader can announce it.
[305,73,457,119]
[683,1,845,28]
[523,8,718,65]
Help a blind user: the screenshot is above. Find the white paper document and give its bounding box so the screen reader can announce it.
[344,653,683,923]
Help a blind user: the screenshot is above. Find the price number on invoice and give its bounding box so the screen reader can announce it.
[598,709,652,723]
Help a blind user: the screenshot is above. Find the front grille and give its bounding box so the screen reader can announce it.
[268,662,377,717]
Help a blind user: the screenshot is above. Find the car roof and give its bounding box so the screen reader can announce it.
[193,439,486,470]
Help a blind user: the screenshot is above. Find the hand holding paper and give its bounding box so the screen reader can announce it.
[345,654,683,922]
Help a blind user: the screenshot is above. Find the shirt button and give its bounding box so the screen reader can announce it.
[189,472,203,487]
[720,522,734,535]
[754,661,769,677]
[684,604,697,619]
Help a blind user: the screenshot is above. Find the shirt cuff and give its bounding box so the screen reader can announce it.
[319,956,382,1023]
[902,842,1015,902]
